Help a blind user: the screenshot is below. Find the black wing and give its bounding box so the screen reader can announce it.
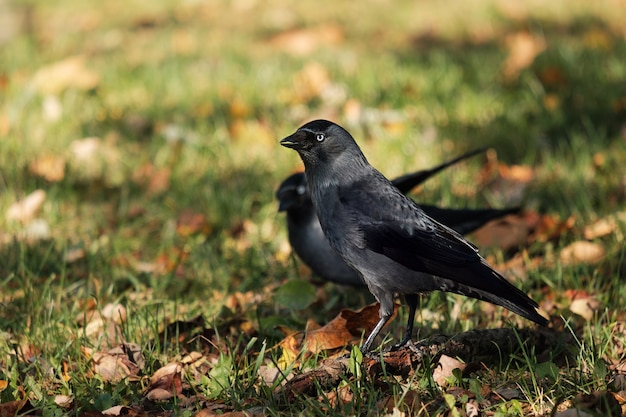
[339,179,480,274]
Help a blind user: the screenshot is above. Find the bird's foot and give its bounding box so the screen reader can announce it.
[389,338,423,354]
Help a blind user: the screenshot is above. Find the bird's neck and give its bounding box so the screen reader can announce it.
[304,151,370,199]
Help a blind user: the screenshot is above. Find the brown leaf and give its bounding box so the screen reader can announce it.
[498,163,535,183]
[471,214,531,251]
[176,209,212,237]
[280,303,398,355]
[31,55,100,95]
[502,32,546,80]
[560,241,605,265]
[28,154,66,182]
[145,362,183,400]
[326,384,354,408]
[86,344,143,383]
[532,213,576,243]
[132,164,171,195]
[433,354,466,387]
[0,399,28,417]
[269,24,344,56]
[6,189,46,223]
[538,66,568,89]
[569,296,601,321]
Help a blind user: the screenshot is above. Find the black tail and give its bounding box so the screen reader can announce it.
[391,147,486,194]
[421,205,521,235]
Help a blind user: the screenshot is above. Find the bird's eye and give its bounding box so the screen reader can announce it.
[316,133,325,142]
[296,185,306,195]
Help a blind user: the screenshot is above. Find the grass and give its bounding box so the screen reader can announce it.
[1,0,626,415]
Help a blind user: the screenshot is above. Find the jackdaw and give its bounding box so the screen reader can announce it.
[280,120,548,352]
[277,151,520,286]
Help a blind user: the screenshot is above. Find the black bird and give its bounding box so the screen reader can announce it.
[280,120,547,352]
[277,152,521,286]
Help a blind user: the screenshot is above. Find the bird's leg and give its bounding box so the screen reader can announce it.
[360,294,395,353]
[392,293,418,350]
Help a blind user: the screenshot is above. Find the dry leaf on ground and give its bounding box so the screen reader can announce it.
[280,303,397,356]
[88,344,144,383]
[31,55,100,95]
[28,154,66,182]
[433,354,466,387]
[145,362,183,401]
[6,189,46,223]
[560,241,605,265]
[176,209,212,237]
[132,164,171,195]
[569,297,601,321]
[584,215,622,240]
[471,214,531,251]
[269,24,344,56]
[502,31,546,80]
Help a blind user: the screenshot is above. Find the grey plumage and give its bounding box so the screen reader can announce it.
[276,152,521,286]
[280,120,548,352]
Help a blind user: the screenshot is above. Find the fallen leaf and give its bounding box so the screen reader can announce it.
[54,395,73,408]
[584,216,618,240]
[258,365,281,386]
[280,303,397,355]
[538,66,568,89]
[6,189,46,223]
[176,209,212,237]
[29,154,66,182]
[68,137,124,186]
[326,384,354,408]
[502,32,546,80]
[569,297,601,321]
[102,405,140,416]
[91,352,134,383]
[31,55,100,95]
[560,241,605,265]
[20,218,51,242]
[145,362,183,400]
[471,214,531,251]
[132,164,171,195]
[465,400,479,417]
[498,164,535,183]
[494,386,522,400]
[269,24,344,56]
[532,214,576,243]
[433,354,466,387]
[84,344,144,383]
[0,399,28,417]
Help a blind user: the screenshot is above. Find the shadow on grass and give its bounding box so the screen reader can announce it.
[397,15,625,160]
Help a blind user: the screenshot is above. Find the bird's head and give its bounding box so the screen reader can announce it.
[275,172,310,212]
[280,120,362,167]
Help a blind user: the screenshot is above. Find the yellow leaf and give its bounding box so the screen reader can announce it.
[31,55,100,95]
[502,32,546,81]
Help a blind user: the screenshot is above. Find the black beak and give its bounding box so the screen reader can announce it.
[280,130,306,150]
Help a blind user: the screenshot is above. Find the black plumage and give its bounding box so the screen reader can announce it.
[280,120,547,352]
[276,151,520,286]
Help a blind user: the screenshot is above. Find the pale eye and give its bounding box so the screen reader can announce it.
[316,133,325,142]
[296,185,306,195]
